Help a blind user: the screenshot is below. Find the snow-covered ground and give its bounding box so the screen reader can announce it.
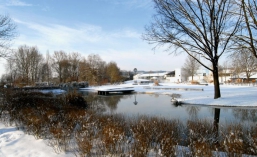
[0,123,74,157]
[0,83,256,156]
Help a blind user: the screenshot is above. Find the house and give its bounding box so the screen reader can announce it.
[230,72,257,83]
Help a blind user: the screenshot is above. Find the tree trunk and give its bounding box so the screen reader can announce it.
[246,72,250,83]
[212,64,221,99]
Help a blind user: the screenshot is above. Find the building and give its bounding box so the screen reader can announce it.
[187,68,234,83]
[133,69,183,83]
[187,68,210,82]
[230,72,257,83]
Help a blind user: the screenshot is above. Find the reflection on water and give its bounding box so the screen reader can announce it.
[80,91,257,123]
[133,94,138,105]
[186,106,200,120]
[232,109,257,122]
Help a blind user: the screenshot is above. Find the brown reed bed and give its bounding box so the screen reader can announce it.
[0,89,256,157]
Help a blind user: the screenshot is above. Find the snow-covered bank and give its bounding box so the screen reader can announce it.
[0,123,73,157]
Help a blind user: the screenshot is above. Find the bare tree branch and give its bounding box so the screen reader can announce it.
[0,14,17,58]
[143,0,241,99]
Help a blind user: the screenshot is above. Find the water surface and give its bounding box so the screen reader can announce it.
[80,91,257,124]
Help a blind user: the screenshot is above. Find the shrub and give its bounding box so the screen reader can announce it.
[64,91,88,109]
[221,123,247,156]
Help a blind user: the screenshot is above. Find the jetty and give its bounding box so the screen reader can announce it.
[97,87,134,95]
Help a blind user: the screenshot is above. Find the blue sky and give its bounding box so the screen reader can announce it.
[0,0,186,75]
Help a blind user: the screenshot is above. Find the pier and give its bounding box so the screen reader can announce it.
[97,87,134,95]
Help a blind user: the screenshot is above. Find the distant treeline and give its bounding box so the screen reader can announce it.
[1,45,133,87]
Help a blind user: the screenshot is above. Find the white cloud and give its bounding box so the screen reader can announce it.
[11,19,146,55]
[14,20,103,44]
[15,19,142,43]
[6,0,32,7]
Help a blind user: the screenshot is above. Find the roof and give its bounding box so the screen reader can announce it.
[166,71,175,75]
[232,73,257,79]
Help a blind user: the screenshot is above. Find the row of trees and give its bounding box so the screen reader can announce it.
[3,45,124,86]
[144,0,257,99]
[182,47,257,83]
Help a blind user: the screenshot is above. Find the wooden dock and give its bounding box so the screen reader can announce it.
[97,87,134,95]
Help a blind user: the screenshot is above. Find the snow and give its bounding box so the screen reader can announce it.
[0,123,73,157]
[1,83,257,156]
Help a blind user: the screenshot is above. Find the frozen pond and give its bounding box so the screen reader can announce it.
[80,91,257,124]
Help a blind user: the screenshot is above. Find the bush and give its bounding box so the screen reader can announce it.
[64,91,88,109]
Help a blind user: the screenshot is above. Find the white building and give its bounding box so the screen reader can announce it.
[164,69,183,83]
[133,69,183,83]
[186,68,211,83]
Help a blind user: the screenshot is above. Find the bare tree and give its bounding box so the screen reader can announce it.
[230,48,257,82]
[12,45,42,85]
[69,52,81,82]
[40,51,52,83]
[78,57,88,81]
[51,51,69,83]
[236,0,257,58]
[106,61,121,83]
[182,54,201,81]
[0,14,17,58]
[144,0,241,99]
[5,56,18,85]
[29,47,42,84]
[86,54,105,85]
[79,55,115,85]
[15,45,31,85]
